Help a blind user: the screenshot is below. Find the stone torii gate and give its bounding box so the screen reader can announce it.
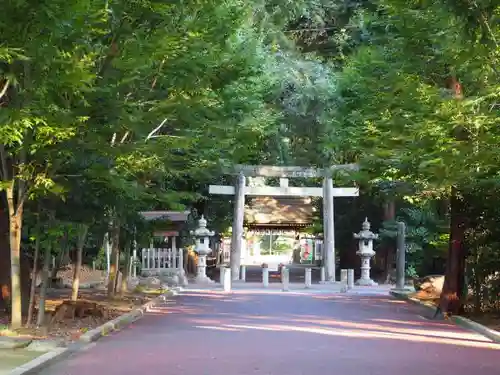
[209,164,359,281]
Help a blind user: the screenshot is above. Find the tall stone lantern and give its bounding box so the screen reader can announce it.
[353,218,379,286]
[190,215,215,283]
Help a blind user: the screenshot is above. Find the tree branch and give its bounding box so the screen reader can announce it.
[0,145,9,180]
[0,78,10,101]
[120,131,130,144]
[145,118,168,141]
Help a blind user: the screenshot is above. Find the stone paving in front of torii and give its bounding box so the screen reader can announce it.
[184,280,394,296]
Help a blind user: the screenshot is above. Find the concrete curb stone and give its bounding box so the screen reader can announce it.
[451,315,500,343]
[7,289,178,375]
[389,289,500,343]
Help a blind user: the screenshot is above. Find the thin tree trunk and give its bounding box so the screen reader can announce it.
[120,241,131,297]
[439,186,467,315]
[107,221,120,298]
[472,248,482,314]
[71,224,89,301]
[50,231,68,280]
[36,244,51,327]
[26,211,41,326]
[6,184,23,329]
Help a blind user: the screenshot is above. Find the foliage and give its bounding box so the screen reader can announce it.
[380,204,448,276]
[0,0,499,326]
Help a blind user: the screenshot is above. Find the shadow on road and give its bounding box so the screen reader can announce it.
[145,291,500,351]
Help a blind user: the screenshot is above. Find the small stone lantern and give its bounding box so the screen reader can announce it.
[190,215,215,283]
[353,218,379,286]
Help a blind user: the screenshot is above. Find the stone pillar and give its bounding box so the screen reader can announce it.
[219,266,225,284]
[323,176,335,282]
[341,269,348,284]
[281,267,290,291]
[240,265,246,282]
[178,244,184,272]
[230,173,245,281]
[395,222,406,290]
[347,269,354,289]
[262,267,269,288]
[304,268,312,288]
[223,267,232,292]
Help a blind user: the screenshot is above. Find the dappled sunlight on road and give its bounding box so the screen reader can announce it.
[193,321,500,350]
[156,290,500,352]
[371,318,455,328]
[37,287,500,375]
[290,317,485,341]
[193,325,243,332]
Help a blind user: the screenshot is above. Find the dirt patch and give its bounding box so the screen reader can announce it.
[0,288,158,344]
[55,265,105,286]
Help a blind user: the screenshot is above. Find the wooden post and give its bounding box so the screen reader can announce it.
[323,176,335,282]
[395,222,406,290]
[230,173,245,281]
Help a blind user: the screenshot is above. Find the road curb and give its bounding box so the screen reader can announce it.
[389,290,500,343]
[450,315,500,343]
[7,289,177,375]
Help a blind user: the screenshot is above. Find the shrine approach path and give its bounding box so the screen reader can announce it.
[37,289,500,375]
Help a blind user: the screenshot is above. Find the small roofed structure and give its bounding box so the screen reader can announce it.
[243,197,320,266]
[244,197,314,230]
[137,210,190,277]
[139,210,190,237]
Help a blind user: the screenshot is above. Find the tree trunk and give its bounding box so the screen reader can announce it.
[26,213,41,326]
[6,184,23,329]
[71,224,89,301]
[439,186,467,315]
[472,248,482,314]
[120,241,131,297]
[51,231,69,280]
[107,221,120,298]
[36,244,51,327]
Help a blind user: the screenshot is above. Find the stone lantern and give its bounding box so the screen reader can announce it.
[353,218,379,286]
[190,215,215,283]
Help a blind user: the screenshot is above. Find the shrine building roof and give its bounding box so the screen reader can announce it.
[244,197,314,228]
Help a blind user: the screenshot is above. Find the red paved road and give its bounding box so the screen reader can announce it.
[37,290,500,375]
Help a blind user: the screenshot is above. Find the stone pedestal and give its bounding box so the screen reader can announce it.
[355,255,378,286]
[195,254,214,284]
[223,268,231,292]
[340,269,348,284]
[319,266,326,283]
[304,268,312,288]
[262,267,269,288]
[347,269,354,289]
[219,267,225,284]
[281,267,289,291]
[240,265,246,281]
